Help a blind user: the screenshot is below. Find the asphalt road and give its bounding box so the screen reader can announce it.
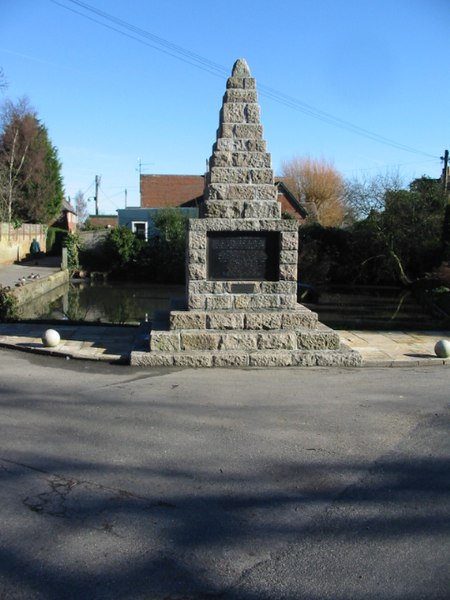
[0,349,449,599]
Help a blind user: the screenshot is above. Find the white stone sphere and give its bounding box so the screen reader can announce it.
[42,329,61,348]
[434,339,450,359]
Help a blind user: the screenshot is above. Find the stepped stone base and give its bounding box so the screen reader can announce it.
[130,347,362,368]
[129,304,362,368]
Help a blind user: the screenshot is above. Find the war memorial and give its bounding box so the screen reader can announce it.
[131,59,362,367]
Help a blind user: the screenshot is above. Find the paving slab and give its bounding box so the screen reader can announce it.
[0,256,61,288]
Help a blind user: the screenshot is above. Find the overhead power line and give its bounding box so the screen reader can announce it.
[52,0,438,160]
[50,0,229,79]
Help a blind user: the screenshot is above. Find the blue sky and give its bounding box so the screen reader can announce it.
[1,0,449,215]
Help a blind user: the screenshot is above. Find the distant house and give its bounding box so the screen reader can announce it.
[140,174,312,222]
[117,207,198,241]
[86,215,118,229]
[274,179,311,221]
[52,198,78,232]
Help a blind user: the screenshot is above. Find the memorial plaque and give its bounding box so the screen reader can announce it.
[231,283,257,293]
[208,232,279,281]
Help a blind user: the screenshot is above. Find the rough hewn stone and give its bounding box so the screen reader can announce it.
[187,263,207,280]
[280,250,298,264]
[181,332,221,351]
[245,312,282,330]
[206,295,233,310]
[282,310,318,329]
[249,352,293,367]
[261,281,296,295]
[214,152,271,168]
[297,330,341,350]
[188,231,207,249]
[280,231,299,250]
[255,185,278,200]
[257,332,297,350]
[173,353,213,367]
[220,332,258,351]
[188,248,206,264]
[203,201,243,218]
[279,264,298,281]
[224,89,258,103]
[249,295,280,309]
[233,295,252,310]
[130,351,174,367]
[187,294,206,310]
[215,138,266,152]
[150,331,180,352]
[213,352,250,367]
[279,295,298,308]
[243,201,280,218]
[210,167,250,184]
[170,311,206,329]
[222,103,247,123]
[207,313,245,330]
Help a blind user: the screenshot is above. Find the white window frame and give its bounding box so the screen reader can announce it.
[131,221,148,241]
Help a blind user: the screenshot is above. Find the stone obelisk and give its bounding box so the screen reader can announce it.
[131,59,361,367]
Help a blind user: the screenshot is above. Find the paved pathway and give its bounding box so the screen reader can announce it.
[0,255,61,288]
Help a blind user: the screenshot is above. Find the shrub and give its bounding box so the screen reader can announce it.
[64,232,81,272]
[0,288,18,321]
[103,226,145,275]
[46,227,67,255]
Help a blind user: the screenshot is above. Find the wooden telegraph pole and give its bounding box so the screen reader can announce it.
[94,175,100,215]
[441,149,449,199]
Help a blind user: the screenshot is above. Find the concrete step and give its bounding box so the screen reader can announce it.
[150,325,341,353]
[168,308,318,331]
[130,347,362,368]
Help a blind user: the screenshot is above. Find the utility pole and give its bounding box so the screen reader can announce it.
[441,150,449,200]
[124,188,127,208]
[94,175,101,215]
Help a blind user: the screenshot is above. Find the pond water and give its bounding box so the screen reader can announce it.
[17,280,447,330]
[302,285,446,330]
[18,281,185,324]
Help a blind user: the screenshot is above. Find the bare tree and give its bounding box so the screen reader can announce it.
[74,190,88,226]
[344,169,405,221]
[0,97,36,221]
[0,126,29,222]
[0,68,7,93]
[281,156,346,226]
[0,99,63,224]
[0,96,35,128]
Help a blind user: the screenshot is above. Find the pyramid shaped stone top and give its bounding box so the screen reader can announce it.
[202,58,280,219]
[231,58,251,77]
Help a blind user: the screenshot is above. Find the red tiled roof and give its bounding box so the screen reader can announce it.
[140,174,205,208]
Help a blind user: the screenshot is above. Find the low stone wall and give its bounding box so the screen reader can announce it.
[0,223,47,266]
[11,269,69,307]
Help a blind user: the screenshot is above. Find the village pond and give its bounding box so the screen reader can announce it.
[16,280,449,331]
[18,281,185,325]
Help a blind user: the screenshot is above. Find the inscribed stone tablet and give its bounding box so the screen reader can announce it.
[207,232,279,281]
